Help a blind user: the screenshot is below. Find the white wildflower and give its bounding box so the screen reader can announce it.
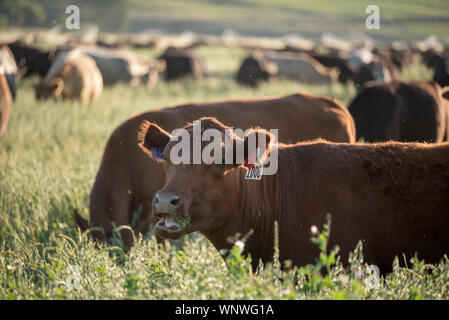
[355,270,364,280]
[281,288,291,296]
[234,240,245,252]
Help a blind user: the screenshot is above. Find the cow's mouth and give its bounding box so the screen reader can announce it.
[155,214,190,238]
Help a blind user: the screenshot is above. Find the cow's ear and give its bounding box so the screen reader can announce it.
[138,121,171,160]
[442,86,449,101]
[50,77,63,97]
[241,128,273,166]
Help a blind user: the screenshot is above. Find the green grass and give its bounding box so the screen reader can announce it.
[1,45,446,300]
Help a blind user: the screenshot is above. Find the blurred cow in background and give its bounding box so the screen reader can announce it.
[0,45,18,100]
[0,74,12,139]
[35,49,103,103]
[421,49,449,87]
[352,60,395,88]
[346,47,396,88]
[263,51,339,84]
[56,46,163,88]
[349,80,449,143]
[237,52,278,87]
[158,47,206,81]
[310,52,358,84]
[7,40,54,79]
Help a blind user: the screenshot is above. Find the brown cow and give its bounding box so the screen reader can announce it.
[75,93,356,249]
[0,74,12,139]
[140,117,449,274]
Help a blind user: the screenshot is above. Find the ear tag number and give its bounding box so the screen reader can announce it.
[245,147,263,180]
[150,147,165,160]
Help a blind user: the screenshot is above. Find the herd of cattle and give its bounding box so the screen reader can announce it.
[1,36,449,274]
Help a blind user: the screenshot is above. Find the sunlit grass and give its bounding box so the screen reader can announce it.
[0,45,446,299]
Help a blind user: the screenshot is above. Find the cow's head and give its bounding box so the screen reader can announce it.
[147,59,166,90]
[137,117,273,239]
[35,77,64,101]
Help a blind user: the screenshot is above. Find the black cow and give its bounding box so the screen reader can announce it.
[158,47,205,81]
[236,53,278,87]
[311,53,358,84]
[7,40,53,78]
[421,50,449,87]
[349,80,449,143]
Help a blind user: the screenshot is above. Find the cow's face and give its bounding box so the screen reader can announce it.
[138,118,272,240]
[34,78,63,101]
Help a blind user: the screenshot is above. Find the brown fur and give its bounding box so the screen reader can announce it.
[0,74,12,139]
[79,92,356,249]
[143,117,449,274]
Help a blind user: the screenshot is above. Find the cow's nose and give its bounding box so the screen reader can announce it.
[152,192,182,216]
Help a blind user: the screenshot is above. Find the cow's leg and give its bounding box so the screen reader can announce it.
[89,172,135,251]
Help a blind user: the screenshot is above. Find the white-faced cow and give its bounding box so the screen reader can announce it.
[35,49,103,103]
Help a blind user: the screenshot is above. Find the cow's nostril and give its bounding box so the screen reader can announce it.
[170,197,180,207]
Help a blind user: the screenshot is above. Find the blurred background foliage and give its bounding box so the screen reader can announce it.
[0,0,130,32]
[0,0,448,40]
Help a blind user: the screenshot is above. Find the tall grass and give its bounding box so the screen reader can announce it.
[0,46,444,299]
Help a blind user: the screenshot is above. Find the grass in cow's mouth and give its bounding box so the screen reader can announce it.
[179,216,191,230]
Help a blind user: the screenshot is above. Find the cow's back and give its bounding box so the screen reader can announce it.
[349,81,446,142]
[154,93,355,143]
[265,52,336,83]
[396,81,445,142]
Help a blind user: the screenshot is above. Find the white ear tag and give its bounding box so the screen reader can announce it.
[245,147,263,180]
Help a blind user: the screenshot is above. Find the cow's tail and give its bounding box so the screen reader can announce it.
[73,208,89,232]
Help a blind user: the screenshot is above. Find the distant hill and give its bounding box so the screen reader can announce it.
[1,0,448,41]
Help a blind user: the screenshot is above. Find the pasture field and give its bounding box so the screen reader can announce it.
[1,45,448,300]
[127,0,449,40]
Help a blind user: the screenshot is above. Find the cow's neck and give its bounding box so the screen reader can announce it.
[203,163,291,265]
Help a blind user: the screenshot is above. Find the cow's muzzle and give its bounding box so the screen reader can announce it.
[152,192,186,237]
